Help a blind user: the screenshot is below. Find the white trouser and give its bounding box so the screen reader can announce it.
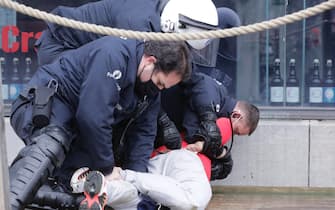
[105,180,141,210]
[106,149,212,210]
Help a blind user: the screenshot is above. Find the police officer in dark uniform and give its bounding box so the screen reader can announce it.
[160,72,259,182]
[35,0,161,65]
[26,0,244,208]
[33,0,242,144]
[9,37,191,210]
[33,0,223,152]
[34,0,241,98]
[34,0,222,67]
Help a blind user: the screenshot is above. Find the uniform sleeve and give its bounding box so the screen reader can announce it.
[75,48,123,174]
[183,73,227,141]
[182,108,201,143]
[49,0,115,48]
[122,96,160,172]
[48,0,160,49]
[186,74,219,113]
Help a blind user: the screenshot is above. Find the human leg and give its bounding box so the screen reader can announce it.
[73,169,140,210]
[122,149,212,210]
[105,180,140,210]
[9,95,73,210]
[9,124,71,210]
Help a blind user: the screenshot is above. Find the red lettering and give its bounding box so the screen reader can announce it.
[2,25,19,53]
[21,32,35,52]
[1,26,43,53]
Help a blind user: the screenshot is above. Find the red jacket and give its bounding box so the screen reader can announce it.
[152,117,232,180]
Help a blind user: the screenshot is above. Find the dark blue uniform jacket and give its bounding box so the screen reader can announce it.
[162,72,236,140]
[47,0,161,49]
[28,36,159,185]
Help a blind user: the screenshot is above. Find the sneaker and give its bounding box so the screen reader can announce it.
[70,167,90,193]
[79,171,107,210]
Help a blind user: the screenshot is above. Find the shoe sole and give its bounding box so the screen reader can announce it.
[79,201,102,210]
[79,171,104,210]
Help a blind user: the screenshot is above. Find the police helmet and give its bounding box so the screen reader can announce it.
[160,0,219,68]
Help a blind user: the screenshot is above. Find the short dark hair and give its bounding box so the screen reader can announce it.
[238,101,260,135]
[144,41,191,81]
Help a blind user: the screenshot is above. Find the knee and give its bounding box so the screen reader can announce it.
[31,124,72,166]
[193,183,212,209]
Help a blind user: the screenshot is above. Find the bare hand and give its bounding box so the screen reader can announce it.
[186,141,204,153]
[216,147,227,159]
[105,167,122,181]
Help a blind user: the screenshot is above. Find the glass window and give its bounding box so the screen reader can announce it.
[214,0,335,119]
[1,0,335,118]
[0,0,97,115]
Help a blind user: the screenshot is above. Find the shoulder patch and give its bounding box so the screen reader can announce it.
[107,70,122,80]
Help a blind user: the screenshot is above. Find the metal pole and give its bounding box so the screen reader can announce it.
[0,57,11,210]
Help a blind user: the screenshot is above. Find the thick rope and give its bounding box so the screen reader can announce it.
[0,0,335,41]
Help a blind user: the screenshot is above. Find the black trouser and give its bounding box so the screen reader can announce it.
[9,92,73,210]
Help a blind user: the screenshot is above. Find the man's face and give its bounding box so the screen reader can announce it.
[151,70,182,90]
[231,110,250,136]
[138,55,183,90]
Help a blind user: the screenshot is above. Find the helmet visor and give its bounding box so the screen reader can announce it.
[177,14,219,67]
[179,14,218,30]
[190,38,220,68]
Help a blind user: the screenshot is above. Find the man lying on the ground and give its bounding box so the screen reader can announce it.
[72,115,258,210]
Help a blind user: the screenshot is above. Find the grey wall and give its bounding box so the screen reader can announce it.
[213,119,335,187]
[4,117,335,188]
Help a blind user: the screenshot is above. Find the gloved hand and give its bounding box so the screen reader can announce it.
[210,147,233,181]
[194,111,223,158]
[155,112,182,150]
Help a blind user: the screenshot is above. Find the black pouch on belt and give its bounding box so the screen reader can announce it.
[32,80,57,129]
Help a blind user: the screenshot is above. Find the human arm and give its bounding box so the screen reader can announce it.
[185,138,233,181]
[155,109,182,150]
[183,73,235,158]
[210,149,233,180]
[47,0,160,49]
[48,0,116,48]
[74,43,126,175]
[185,140,227,159]
[120,96,160,172]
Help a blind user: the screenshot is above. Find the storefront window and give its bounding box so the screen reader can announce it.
[0,0,96,115]
[1,0,335,118]
[218,0,335,118]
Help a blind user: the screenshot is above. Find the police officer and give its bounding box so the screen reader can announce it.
[161,72,259,177]
[9,37,191,210]
[35,0,219,66]
[33,0,225,159]
[154,73,259,209]
[34,0,241,95]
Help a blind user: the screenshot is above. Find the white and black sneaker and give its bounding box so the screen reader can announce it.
[79,171,107,210]
[70,167,90,193]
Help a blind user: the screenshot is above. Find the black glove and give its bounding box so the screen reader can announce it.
[194,111,223,158]
[210,147,233,181]
[155,112,182,150]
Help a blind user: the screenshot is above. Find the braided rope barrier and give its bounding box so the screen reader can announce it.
[0,0,335,41]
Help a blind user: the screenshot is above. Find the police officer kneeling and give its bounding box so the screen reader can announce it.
[9,36,191,210]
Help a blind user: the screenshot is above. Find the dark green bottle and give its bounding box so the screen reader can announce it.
[309,59,323,106]
[270,58,284,106]
[286,59,300,106]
